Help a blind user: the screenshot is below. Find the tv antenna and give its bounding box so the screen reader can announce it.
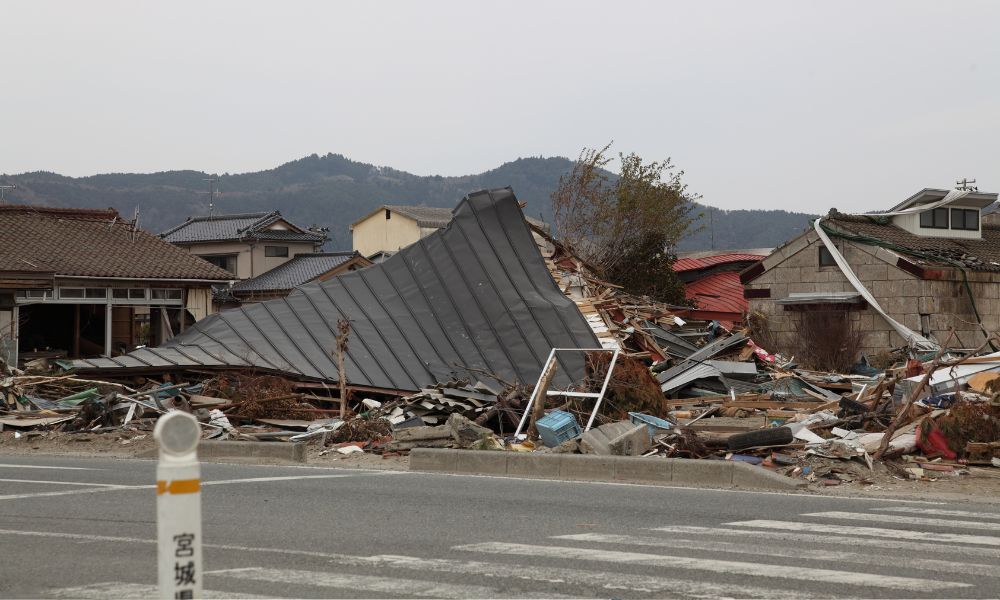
[0,184,15,204]
[203,177,217,216]
[956,178,978,192]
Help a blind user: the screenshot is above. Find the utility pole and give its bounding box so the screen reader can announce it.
[202,177,217,216]
[956,178,978,192]
[709,206,715,250]
[0,184,15,204]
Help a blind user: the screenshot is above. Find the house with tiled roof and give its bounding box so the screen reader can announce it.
[742,187,1000,356]
[672,251,768,327]
[0,205,232,368]
[161,211,327,279]
[350,204,548,260]
[225,251,372,304]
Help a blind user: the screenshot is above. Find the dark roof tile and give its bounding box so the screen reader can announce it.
[0,205,233,280]
[231,252,363,293]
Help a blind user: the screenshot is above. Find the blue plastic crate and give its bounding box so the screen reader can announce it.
[536,410,582,448]
[628,412,672,441]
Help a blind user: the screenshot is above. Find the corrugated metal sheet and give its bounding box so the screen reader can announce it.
[685,271,749,315]
[74,188,599,391]
[673,253,767,273]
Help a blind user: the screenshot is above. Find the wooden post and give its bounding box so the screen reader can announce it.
[334,319,351,414]
[528,361,558,439]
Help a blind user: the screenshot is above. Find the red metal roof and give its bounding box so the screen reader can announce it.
[673,253,767,273]
[684,271,748,315]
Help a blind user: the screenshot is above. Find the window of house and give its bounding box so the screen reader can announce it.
[59,288,85,299]
[819,247,837,267]
[112,288,147,300]
[950,208,979,231]
[84,288,107,299]
[919,207,949,229]
[264,246,289,258]
[15,289,47,299]
[151,289,183,300]
[385,209,391,220]
[200,254,238,274]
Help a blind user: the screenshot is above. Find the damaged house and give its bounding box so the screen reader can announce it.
[74,189,599,392]
[672,251,769,328]
[743,187,1000,355]
[0,205,233,368]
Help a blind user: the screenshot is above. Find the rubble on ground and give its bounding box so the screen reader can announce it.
[5,319,999,491]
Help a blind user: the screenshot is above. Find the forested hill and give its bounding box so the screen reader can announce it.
[2,154,814,251]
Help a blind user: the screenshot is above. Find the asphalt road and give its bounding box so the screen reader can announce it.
[2,455,1000,599]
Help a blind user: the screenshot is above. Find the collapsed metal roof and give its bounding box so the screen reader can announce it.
[73,188,599,391]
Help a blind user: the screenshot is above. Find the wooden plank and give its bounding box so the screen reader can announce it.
[666,393,771,408]
[722,401,825,410]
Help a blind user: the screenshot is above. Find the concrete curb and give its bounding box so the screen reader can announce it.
[138,441,307,464]
[410,449,806,490]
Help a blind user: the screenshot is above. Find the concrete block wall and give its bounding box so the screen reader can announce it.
[749,235,1000,355]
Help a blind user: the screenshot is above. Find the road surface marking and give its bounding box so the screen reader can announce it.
[455,542,970,592]
[201,474,366,485]
[875,506,1000,520]
[0,472,386,500]
[0,478,126,487]
[0,485,148,501]
[650,525,1000,558]
[209,567,500,598]
[420,471,944,503]
[802,511,1000,531]
[0,463,101,470]
[555,532,997,577]
[727,519,1000,546]
[49,582,273,599]
[0,529,822,598]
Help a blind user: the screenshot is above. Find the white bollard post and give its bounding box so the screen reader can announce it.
[154,411,203,600]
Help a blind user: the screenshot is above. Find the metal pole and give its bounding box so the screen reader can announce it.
[154,412,203,600]
[585,348,620,431]
[514,347,556,437]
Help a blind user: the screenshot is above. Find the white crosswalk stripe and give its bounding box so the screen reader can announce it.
[554,532,999,577]
[874,506,1000,520]
[455,541,970,592]
[726,518,1000,546]
[31,504,1000,599]
[344,553,815,599]
[208,567,501,598]
[803,510,1000,531]
[650,524,1000,558]
[49,582,273,599]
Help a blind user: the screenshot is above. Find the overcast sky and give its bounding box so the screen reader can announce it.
[2,1,998,213]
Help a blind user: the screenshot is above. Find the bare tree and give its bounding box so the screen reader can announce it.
[551,143,699,304]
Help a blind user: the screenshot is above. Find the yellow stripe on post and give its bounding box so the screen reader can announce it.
[156,479,201,495]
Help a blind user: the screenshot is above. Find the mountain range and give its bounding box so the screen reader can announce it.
[1,153,815,252]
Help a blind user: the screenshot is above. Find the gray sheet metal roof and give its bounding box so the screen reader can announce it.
[231,252,361,293]
[161,211,326,244]
[75,188,599,391]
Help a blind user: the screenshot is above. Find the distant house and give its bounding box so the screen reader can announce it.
[743,187,1000,355]
[161,211,327,279]
[351,204,548,260]
[225,251,372,304]
[0,205,232,367]
[672,251,770,327]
